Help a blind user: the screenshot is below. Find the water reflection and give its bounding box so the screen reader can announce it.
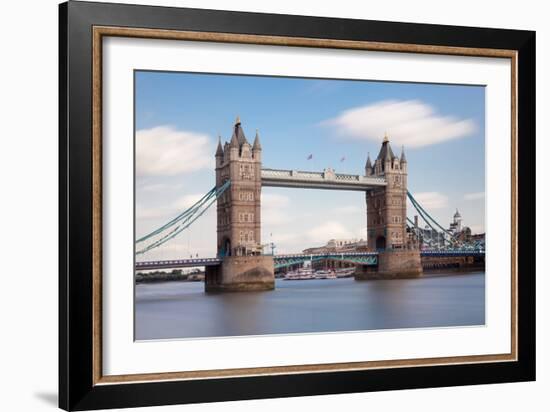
[135,272,485,340]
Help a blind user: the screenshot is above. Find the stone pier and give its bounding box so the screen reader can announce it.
[205,255,275,292]
[421,254,485,271]
[355,249,423,280]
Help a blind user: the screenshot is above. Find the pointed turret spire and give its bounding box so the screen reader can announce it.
[229,128,239,148]
[252,129,262,151]
[231,115,248,146]
[365,152,372,169]
[376,133,395,163]
[400,145,407,163]
[215,134,224,156]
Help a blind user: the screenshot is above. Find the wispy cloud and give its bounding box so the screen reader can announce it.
[267,218,358,254]
[175,193,207,210]
[138,182,182,193]
[464,192,485,201]
[323,99,476,148]
[306,221,353,242]
[136,193,212,223]
[304,80,343,95]
[136,126,213,177]
[469,224,485,234]
[136,205,171,221]
[412,192,449,210]
[261,193,292,225]
[333,205,361,214]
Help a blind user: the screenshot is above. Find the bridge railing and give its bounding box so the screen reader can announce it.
[273,251,379,259]
[261,168,386,186]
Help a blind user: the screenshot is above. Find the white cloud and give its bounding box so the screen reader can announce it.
[261,193,290,208]
[175,193,206,210]
[355,226,368,240]
[138,182,182,193]
[464,192,485,201]
[136,126,213,177]
[323,99,476,148]
[306,221,353,242]
[468,224,485,234]
[136,205,170,221]
[412,192,449,210]
[333,205,361,214]
[136,192,214,227]
[261,193,292,225]
[269,233,301,245]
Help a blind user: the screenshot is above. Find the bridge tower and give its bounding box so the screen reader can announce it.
[359,134,423,279]
[215,117,262,257]
[365,133,408,250]
[206,117,274,291]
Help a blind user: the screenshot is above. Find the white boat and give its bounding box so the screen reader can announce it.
[284,268,315,280]
[314,270,337,279]
[283,271,299,280]
[335,268,355,278]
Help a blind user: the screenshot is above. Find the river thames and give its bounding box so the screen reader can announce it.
[135,271,485,340]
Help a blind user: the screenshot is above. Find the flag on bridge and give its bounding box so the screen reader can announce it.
[306,154,313,160]
[340,155,346,162]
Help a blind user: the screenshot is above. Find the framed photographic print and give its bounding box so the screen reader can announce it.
[59,1,535,410]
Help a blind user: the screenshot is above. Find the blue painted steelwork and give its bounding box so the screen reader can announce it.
[136,180,231,255]
[273,252,378,269]
[135,249,484,271]
[407,191,485,252]
[420,250,485,257]
[135,258,223,270]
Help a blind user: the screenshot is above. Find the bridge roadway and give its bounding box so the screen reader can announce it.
[135,250,484,271]
[261,168,387,191]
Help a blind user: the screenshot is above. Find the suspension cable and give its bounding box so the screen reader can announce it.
[136,180,231,255]
[407,191,454,236]
[136,186,218,243]
[406,192,463,247]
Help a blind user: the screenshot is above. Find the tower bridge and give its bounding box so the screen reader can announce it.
[208,118,419,291]
[135,117,483,291]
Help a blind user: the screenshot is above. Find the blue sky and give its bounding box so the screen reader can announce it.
[135,71,485,259]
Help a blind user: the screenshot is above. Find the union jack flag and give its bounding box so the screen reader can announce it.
[306,154,313,160]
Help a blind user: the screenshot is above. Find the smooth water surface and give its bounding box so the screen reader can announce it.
[135,272,485,340]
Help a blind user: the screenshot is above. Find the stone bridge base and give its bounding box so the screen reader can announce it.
[205,255,275,292]
[355,249,423,280]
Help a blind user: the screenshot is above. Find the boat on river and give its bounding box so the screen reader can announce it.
[314,270,337,279]
[283,268,315,280]
[335,268,355,278]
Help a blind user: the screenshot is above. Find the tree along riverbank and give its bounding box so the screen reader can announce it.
[135,269,205,284]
